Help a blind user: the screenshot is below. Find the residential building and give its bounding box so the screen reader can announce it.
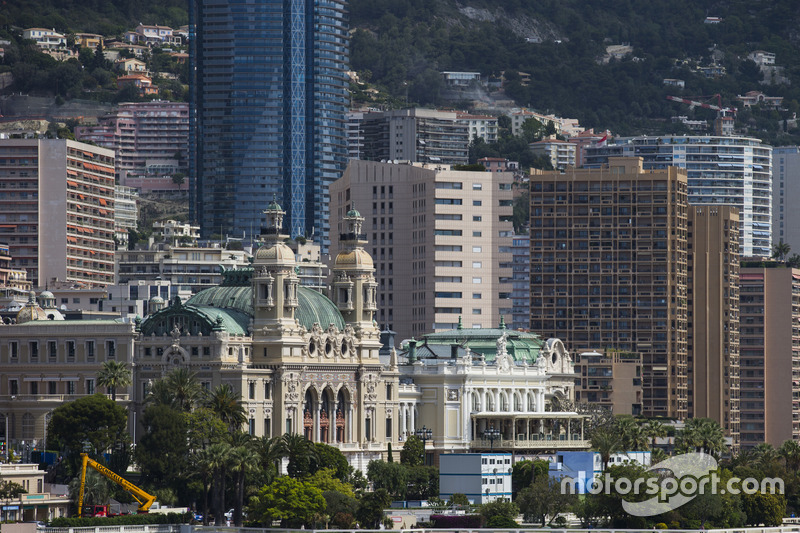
[116,75,158,96]
[510,233,530,331]
[478,157,519,172]
[510,109,582,138]
[529,157,689,418]
[22,28,66,49]
[396,325,588,463]
[126,24,178,46]
[0,296,136,448]
[190,0,349,249]
[441,72,481,87]
[584,135,773,257]
[530,139,577,169]
[76,101,189,184]
[106,279,190,317]
[457,113,498,143]
[152,219,200,245]
[737,91,783,109]
[114,58,147,74]
[569,129,611,168]
[330,160,514,342]
[115,244,251,294]
[73,33,103,49]
[688,206,740,450]
[0,463,70,522]
[573,351,643,415]
[439,453,512,504]
[774,147,800,250]
[663,78,686,88]
[360,108,470,166]
[132,204,395,470]
[0,139,116,287]
[738,264,800,449]
[748,50,776,66]
[114,185,138,247]
[346,111,367,160]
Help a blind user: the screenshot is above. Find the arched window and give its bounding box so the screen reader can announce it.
[472,392,481,412]
[22,413,34,440]
[514,394,522,412]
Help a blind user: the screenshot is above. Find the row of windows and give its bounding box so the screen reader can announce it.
[7,378,94,396]
[5,340,114,360]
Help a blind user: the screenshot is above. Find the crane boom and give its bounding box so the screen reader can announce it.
[77,453,156,517]
[666,95,736,115]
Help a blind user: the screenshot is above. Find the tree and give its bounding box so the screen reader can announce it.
[772,240,791,262]
[642,419,667,450]
[67,469,110,512]
[400,435,424,466]
[512,459,549,498]
[135,404,189,488]
[229,437,259,526]
[314,442,351,482]
[355,488,390,529]
[617,416,649,451]
[779,439,800,471]
[249,476,326,528]
[47,394,129,472]
[590,423,623,470]
[165,368,204,412]
[208,441,232,525]
[366,459,407,499]
[742,492,786,526]
[202,384,246,432]
[406,465,438,501]
[677,418,727,457]
[256,435,285,485]
[479,498,519,526]
[96,360,132,401]
[517,476,571,526]
[282,433,319,478]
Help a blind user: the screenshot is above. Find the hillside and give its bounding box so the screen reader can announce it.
[4,0,800,143]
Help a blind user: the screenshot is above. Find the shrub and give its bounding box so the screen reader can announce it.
[486,515,519,528]
[49,512,191,527]
[429,514,482,528]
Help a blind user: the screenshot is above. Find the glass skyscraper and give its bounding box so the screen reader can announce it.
[190,0,349,249]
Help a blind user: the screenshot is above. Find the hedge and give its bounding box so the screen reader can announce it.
[429,514,482,528]
[49,512,192,527]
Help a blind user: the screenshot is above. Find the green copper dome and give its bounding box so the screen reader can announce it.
[409,327,544,364]
[346,208,361,217]
[267,199,283,211]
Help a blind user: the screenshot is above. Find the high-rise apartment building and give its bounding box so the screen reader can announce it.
[584,136,772,257]
[76,101,189,184]
[330,160,514,342]
[190,0,349,248]
[359,109,470,166]
[511,233,531,331]
[0,139,115,287]
[738,264,800,448]
[574,350,643,416]
[773,146,800,251]
[529,157,689,418]
[688,205,740,450]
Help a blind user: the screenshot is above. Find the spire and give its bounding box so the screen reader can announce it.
[500,315,506,330]
[457,315,463,330]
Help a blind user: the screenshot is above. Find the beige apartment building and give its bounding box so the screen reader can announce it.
[330,160,514,341]
[0,139,116,288]
[688,206,740,450]
[573,350,643,415]
[529,157,689,419]
[738,264,800,449]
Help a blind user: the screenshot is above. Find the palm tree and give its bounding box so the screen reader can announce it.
[617,417,649,451]
[68,469,111,512]
[642,420,668,451]
[228,436,259,526]
[203,384,247,432]
[677,418,727,457]
[96,360,132,401]
[165,368,203,412]
[752,442,781,474]
[772,240,791,262]
[257,435,285,484]
[189,447,214,525]
[207,441,233,525]
[779,439,800,471]
[144,378,174,407]
[281,433,319,478]
[590,424,622,471]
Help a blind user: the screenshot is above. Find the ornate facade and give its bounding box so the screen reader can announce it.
[133,204,397,469]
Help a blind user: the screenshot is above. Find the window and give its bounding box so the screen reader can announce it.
[9,379,18,396]
[29,342,38,360]
[86,379,95,395]
[472,308,482,315]
[249,418,256,435]
[386,418,393,439]
[435,229,462,236]
[9,341,18,360]
[30,382,38,395]
[386,384,393,399]
[72,298,80,304]
[473,200,482,206]
[86,341,95,361]
[106,341,116,358]
[249,382,256,400]
[499,199,513,206]
[473,293,482,299]
[473,277,482,284]
[49,381,57,395]
[435,292,462,298]
[67,381,75,395]
[264,418,271,436]
[472,246,482,253]
[265,381,271,399]
[473,215,482,222]
[473,183,482,190]
[67,341,75,360]
[473,231,482,237]
[435,182,463,189]
[473,262,482,268]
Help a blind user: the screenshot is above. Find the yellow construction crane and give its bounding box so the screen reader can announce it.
[77,453,156,517]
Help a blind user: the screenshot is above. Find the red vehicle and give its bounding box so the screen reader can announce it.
[83,505,108,518]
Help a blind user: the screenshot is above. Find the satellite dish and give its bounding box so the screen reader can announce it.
[60,304,67,310]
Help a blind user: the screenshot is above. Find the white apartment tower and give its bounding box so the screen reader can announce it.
[330,160,514,342]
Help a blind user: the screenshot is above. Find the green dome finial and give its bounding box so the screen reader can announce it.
[500,315,506,330]
[457,315,463,330]
[267,193,282,212]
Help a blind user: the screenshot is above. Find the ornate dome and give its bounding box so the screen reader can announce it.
[334,249,373,269]
[346,208,361,217]
[16,291,47,324]
[150,295,165,304]
[255,242,295,262]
